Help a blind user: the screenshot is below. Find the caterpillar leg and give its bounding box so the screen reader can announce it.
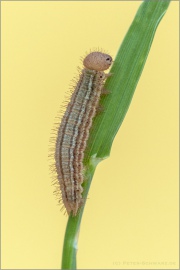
[96,104,105,113]
[105,72,113,78]
[101,88,111,95]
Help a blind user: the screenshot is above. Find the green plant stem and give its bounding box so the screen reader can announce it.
[61,161,97,270]
[61,1,170,269]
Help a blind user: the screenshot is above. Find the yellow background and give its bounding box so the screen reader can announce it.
[2,1,179,269]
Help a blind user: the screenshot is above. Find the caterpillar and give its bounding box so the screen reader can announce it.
[52,51,113,216]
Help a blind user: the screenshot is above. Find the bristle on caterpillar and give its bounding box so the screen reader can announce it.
[50,51,113,216]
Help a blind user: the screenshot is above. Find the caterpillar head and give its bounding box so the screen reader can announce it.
[83,52,113,71]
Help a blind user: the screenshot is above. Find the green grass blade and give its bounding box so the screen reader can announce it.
[84,0,171,161]
[61,1,171,269]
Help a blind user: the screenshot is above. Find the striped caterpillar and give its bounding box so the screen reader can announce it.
[52,51,113,216]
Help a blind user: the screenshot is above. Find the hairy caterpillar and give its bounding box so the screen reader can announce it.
[51,51,113,216]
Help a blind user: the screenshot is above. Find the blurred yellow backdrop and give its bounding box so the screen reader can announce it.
[2,1,179,269]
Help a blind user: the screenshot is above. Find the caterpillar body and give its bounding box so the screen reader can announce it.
[53,51,113,216]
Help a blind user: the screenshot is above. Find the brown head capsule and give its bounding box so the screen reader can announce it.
[83,52,112,71]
